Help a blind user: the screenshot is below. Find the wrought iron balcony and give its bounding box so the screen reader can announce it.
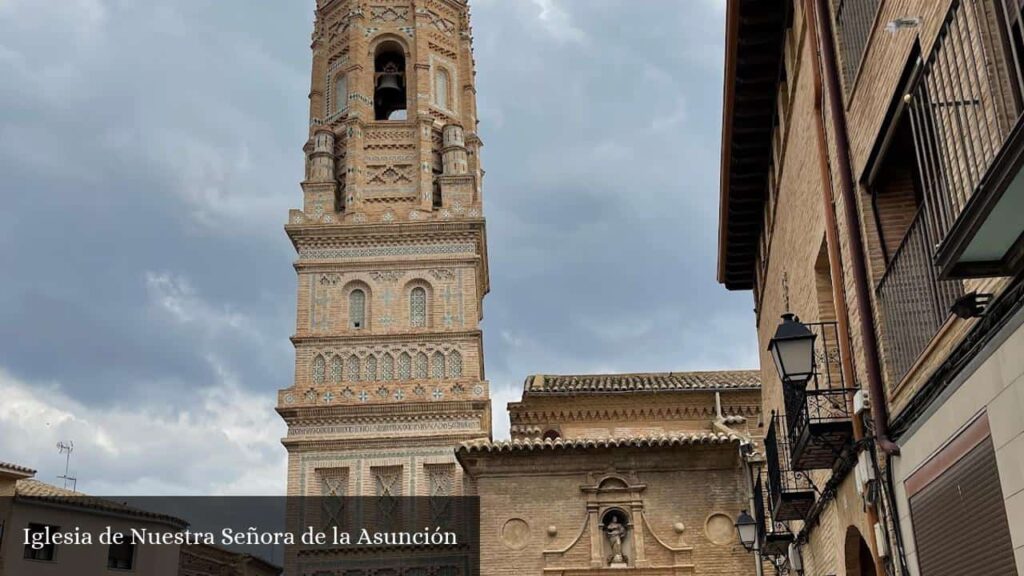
[765,416,816,522]
[753,470,794,558]
[786,387,857,471]
[904,0,1024,278]
[780,322,857,471]
[877,212,966,383]
[834,0,881,91]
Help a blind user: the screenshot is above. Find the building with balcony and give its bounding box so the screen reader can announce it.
[719,0,1024,574]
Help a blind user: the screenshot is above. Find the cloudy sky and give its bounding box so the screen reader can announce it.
[0,0,756,495]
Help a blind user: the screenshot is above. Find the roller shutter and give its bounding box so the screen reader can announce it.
[910,437,1017,576]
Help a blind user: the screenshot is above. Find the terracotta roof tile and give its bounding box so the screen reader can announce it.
[15,480,187,528]
[0,461,36,476]
[525,370,760,395]
[457,432,741,454]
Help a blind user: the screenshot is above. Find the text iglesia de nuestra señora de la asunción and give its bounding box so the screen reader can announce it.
[274,0,769,574]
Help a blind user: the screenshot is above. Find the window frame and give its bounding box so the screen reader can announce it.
[410,286,428,328]
[23,523,59,562]
[334,73,348,114]
[348,288,367,330]
[106,539,136,571]
[435,66,451,110]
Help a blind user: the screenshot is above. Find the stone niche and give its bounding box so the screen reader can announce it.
[541,473,695,575]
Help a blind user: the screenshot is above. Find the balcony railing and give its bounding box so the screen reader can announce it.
[877,212,966,383]
[877,0,1024,381]
[834,0,883,91]
[787,387,857,471]
[906,0,1024,249]
[753,472,794,558]
[765,416,816,522]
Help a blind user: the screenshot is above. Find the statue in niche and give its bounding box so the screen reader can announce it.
[604,513,628,567]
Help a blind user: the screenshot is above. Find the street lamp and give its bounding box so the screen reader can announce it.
[735,510,758,552]
[767,313,817,386]
[788,542,804,575]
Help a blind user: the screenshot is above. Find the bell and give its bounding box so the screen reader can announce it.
[376,72,403,95]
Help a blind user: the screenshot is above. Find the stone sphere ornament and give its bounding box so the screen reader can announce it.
[673,522,686,534]
[546,525,558,537]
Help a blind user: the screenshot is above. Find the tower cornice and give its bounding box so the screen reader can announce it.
[278,399,489,422]
[285,218,486,245]
[291,328,482,346]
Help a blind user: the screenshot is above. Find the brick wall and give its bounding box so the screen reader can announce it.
[465,445,757,575]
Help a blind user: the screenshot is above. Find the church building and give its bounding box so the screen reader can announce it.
[458,371,764,574]
[276,1,765,573]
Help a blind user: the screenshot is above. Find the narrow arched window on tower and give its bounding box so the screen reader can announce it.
[398,352,412,380]
[349,289,366,329]
[432,351,445,379]
[330,355,343,384]
[432,178,443,209]
[435,68,450,109]
[346,354,361,382]
[365,355,378,381]
[334,74,348,113]
[414,352,428,379]
[312,354,326,385]
[448,351,462,378]
[410,287,427,327]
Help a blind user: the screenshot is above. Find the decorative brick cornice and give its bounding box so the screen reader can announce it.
[294,257,479,273]
[291,329,482,346]
[277,398,489,422]
[285,432,487,452]
[286,219,485,245]
[507,404,760,425]
[458,432,741,455]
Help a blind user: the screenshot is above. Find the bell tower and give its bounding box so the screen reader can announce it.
[278,0,491,499]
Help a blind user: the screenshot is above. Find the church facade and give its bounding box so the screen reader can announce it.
[458,372,764,574]
[276,1,765,574]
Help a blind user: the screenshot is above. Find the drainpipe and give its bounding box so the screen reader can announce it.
[808,0,900,457]
[804,1,892,574]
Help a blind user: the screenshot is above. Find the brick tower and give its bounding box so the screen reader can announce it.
[277,0,491,499]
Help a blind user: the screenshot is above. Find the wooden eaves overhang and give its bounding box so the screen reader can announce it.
[717,0,789,290]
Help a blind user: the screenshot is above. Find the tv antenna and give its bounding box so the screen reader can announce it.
[56,441,77,492]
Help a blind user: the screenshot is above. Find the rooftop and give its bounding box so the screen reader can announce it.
[718,0,789,290]
[458,432,742,455]
[522,370,761,396]
[0,461,37,478]
[15,479,187,529]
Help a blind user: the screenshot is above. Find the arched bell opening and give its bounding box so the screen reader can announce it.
[374,41,407,121]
